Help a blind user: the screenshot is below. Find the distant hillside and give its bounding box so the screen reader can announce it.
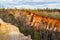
[0,8,60,20]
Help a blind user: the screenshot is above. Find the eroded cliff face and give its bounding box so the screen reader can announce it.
[0,18,32,40]
[24,12,60,31]
[0,9,60,31]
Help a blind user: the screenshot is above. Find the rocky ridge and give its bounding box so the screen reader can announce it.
[0,18,32,40]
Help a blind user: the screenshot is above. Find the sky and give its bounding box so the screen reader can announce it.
[0,0,60,9]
